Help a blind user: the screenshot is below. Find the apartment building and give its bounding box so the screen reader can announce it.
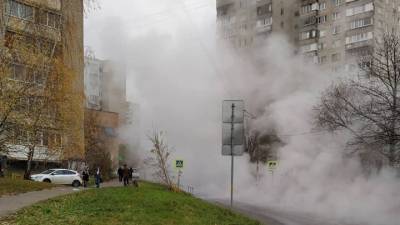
[84,57,131,124]
[217,0,400,71]
[0,0,84,164]
[84,57,133,168]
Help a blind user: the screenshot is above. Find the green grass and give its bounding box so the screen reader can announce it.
[0,178,55,197]
[1,182,261,225]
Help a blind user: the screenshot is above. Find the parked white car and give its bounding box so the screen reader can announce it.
[30,169,82,187]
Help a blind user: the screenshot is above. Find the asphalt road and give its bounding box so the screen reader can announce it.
[213,200,354,225]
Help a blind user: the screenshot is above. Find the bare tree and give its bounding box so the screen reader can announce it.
[84,110,112,179]
[315,33,400,167]
[146,130,174,189]
[246,130,283,180]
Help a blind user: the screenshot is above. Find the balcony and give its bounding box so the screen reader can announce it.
[5,16,61,42]
[345,39,373,50]
[29,0,61,11]
[256,24,272,33]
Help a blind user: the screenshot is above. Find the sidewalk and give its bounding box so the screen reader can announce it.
[0,179,121,218]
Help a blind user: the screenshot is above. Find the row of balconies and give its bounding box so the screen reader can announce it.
[4,0,62,42]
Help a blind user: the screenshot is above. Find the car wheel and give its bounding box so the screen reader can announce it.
[43,179,51,183]
[72,180,81,187]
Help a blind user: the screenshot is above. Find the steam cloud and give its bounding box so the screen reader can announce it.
[85,1,400,225]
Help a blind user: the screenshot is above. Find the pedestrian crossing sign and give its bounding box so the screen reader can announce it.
[175,159,184,169]
[267,161,278,170]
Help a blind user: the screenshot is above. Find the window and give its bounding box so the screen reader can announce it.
[317,15,327,24]
[332,0,344,6]
[346,32,374,44]
[346,3,374,16]
[320,2,327,10]
[5,0,33,21]
[64,170,76,175]
[301,43,318,53]
[304,16,316,26]
[53,170,64,175]
[301,4,312,14]
[332,26,341,35]
[257,17,272,27]
[39,11,61,29]
[301,3,319,14]
[217,4,232,17]
[320,30,327,38]
[33,71,46,85]
[350,17,373,29]
[11,64,26,81]
[257,4,272,16]
[332,12,340,20]
[300,30,317,40]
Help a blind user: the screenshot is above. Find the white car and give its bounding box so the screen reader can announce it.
[31,169,82,187]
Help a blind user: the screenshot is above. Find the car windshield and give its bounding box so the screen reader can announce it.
[40,169,56,174]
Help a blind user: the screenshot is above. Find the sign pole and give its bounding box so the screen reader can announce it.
[230,103,235,207]
[177,170,182,189]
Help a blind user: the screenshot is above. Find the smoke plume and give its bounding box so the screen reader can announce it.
[85,1,400,225]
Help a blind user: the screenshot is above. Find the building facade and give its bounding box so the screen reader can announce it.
[0,0,84,165]
[217,0,400,71]
[84,57,133,168]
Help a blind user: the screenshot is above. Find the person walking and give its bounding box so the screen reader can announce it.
[122,164,130,186]
[95,167,101,188]
[117,166,123,182]
[82,168,89,188]
[129,167,133,182]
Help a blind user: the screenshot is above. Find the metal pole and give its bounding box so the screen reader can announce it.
[177,170,181,189]
[230,103,235,207]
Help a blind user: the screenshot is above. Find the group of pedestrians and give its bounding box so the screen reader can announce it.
[117,164,138,187]
[80,165,138,188]
[81,167,102,188]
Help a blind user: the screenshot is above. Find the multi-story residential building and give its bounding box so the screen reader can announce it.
[217,0,400,71]
[0,0,84,167]
[217,0,301,48]
[84,57,133,168]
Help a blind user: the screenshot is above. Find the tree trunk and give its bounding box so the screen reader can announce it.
[24,146,35,180]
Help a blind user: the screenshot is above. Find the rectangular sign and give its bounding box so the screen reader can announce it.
[222,145,245,156]
[267,161,278,170]
[222,100,244,123]
[175,160,184,169]
[222,100,245,156]
[222,123,244,146]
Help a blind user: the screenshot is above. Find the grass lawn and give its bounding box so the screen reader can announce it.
[1,182,261,225]
[0,178,55,197]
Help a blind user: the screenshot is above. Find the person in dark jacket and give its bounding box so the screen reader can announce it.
[82,168,89,188]
[122,164,130,186]
[129,167,133,182]
[117,167,123,182]
[94,167,101,188]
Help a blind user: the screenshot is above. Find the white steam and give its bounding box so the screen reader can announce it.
[85,1,400,225]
